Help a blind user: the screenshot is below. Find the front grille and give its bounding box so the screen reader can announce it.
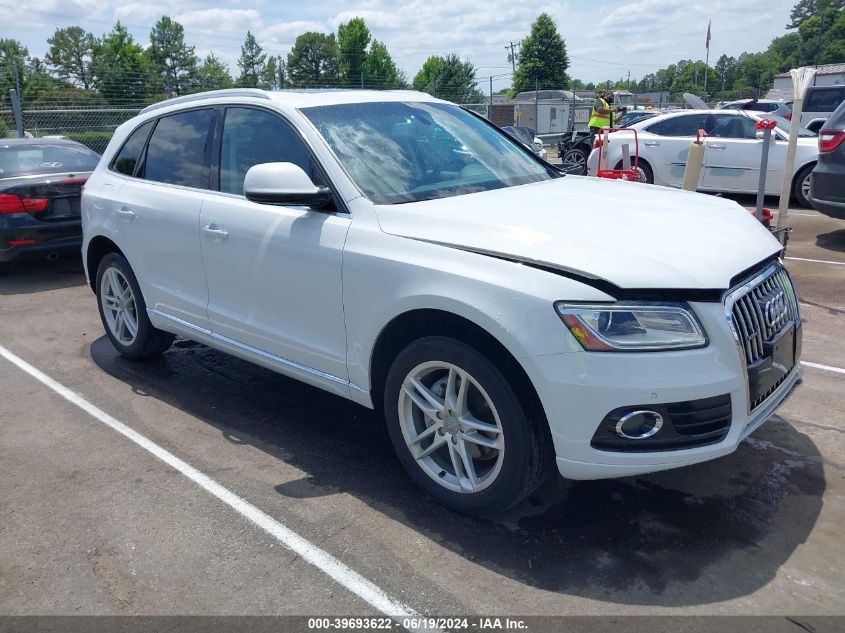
[726,263,801,411]
[729,265,799,364]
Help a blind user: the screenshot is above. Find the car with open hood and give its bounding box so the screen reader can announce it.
[81,89,802,514]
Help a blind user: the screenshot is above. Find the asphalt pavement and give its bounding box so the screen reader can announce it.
[0,198,843,624]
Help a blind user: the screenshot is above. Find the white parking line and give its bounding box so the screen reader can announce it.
[801,361,845,375]
[0,343,428,629]
[785,256,845,266]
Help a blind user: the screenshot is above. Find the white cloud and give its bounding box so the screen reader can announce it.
[175,8,263,33]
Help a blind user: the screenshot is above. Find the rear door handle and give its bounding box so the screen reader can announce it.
[643,141,660,147]
[708,143,727,150]
[202,224,228,240]
[115,207,136,220]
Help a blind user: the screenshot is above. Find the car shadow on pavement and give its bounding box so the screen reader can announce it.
[90,336,826,607]
[0,255,86,295]
[815,229,845,253]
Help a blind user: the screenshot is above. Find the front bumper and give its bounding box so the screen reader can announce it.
[522,301,802,480]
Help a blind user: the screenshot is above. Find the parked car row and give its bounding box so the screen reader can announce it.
[809,98,845,220]
[586,109,819,206]
[720,85,845,134]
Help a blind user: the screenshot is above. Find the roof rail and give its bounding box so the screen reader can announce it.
[140,89,271,114]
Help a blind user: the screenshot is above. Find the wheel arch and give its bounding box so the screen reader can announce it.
[369,308,546,424]
[85,235,125,292]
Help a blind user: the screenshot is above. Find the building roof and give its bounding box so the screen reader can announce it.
[775,62,845,78]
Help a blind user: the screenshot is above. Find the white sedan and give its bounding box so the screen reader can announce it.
[587,109,819,206]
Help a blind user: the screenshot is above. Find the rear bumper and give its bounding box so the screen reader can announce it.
[0,216,82,262]
[809,166,845,219]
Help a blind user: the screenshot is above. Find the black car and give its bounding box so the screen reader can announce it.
[809,99,845,221]
[0,138,99,263]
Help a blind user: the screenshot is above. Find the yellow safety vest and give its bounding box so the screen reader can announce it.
[589,98,612,129]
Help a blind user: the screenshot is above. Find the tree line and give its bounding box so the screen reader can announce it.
[579,0,844,102]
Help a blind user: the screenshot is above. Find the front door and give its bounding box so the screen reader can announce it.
[199,106,350,384]
[702,114,785,193]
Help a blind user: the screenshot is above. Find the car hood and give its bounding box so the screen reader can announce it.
[374,176,782,290]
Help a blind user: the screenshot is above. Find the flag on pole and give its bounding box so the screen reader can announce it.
[706,20,712,50]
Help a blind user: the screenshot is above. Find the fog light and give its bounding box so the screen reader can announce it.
[615,410,663,439]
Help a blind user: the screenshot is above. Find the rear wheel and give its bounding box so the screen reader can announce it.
[793,164,814,208]
[614,159,653,184]
[96,253,174,359]
[383,336,551,514]
[561,146,589,175]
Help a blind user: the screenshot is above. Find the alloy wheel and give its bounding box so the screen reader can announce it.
[100,266,139,346]
[398,361,505,494]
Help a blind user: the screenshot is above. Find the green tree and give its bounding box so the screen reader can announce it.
[45,27,96,89]
[512,13,569,92]
[91,23,152,105]
[148,16,197,96]
[0,39,28,99]
[237,31,266,88]
[363,40,404,88]
[197,53,232,90]
[286,32,339,87]
[262,55,287,89]
[787,0,844,28]
[713,54,738,92]
[337,17,371,86]
[412,54,482,103]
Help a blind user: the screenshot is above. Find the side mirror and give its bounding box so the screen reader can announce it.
[243,162,333,209]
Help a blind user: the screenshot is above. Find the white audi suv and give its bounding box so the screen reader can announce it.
[82,89,802,514]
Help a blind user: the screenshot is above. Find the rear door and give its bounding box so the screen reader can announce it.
[641,113,709,188]
[199,106,350,385]
[110,108,216,329]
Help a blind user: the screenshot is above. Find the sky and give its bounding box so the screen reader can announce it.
[2,0,797,93]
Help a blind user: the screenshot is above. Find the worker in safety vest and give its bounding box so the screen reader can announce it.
[589,90,618,144]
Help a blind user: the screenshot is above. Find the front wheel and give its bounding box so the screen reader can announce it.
[383,336,551,514]
[96,253,174,359]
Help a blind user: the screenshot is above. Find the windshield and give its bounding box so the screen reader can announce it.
[0,143,100,178]
[765,114,816,137]
[302,101,554,205]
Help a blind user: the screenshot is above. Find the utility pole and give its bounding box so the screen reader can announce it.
[534,76,539,134]
[360,71,364,89]
[488,76,493,120]
[505,42,518,74]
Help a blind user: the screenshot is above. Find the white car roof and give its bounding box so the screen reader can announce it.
[140,88,443,116]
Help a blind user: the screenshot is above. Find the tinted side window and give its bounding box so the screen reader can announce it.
[653,114,709,137]
[805,88,845,113]
[220,107,318,195]
[145,109,214,188]
[111,120,153,176]
[711,115,758,139]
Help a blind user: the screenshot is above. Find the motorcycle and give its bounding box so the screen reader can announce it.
[556,130,592,176]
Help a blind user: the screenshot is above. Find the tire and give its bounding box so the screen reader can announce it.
[793,164,814,208]
[561,146,589,175]
[383,336,552,515]
[615,158,653,184]
[96,253,174,360]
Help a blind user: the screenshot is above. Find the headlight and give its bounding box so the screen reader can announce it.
[555,302,707,351]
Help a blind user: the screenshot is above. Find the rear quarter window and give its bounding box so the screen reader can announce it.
[805,88,845,113]
[111,120,154,177]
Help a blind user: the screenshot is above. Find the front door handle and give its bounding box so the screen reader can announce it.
[708,143,727,150]
[643,141,660,147]
[115,207,136,220]
[202,224,228,240]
